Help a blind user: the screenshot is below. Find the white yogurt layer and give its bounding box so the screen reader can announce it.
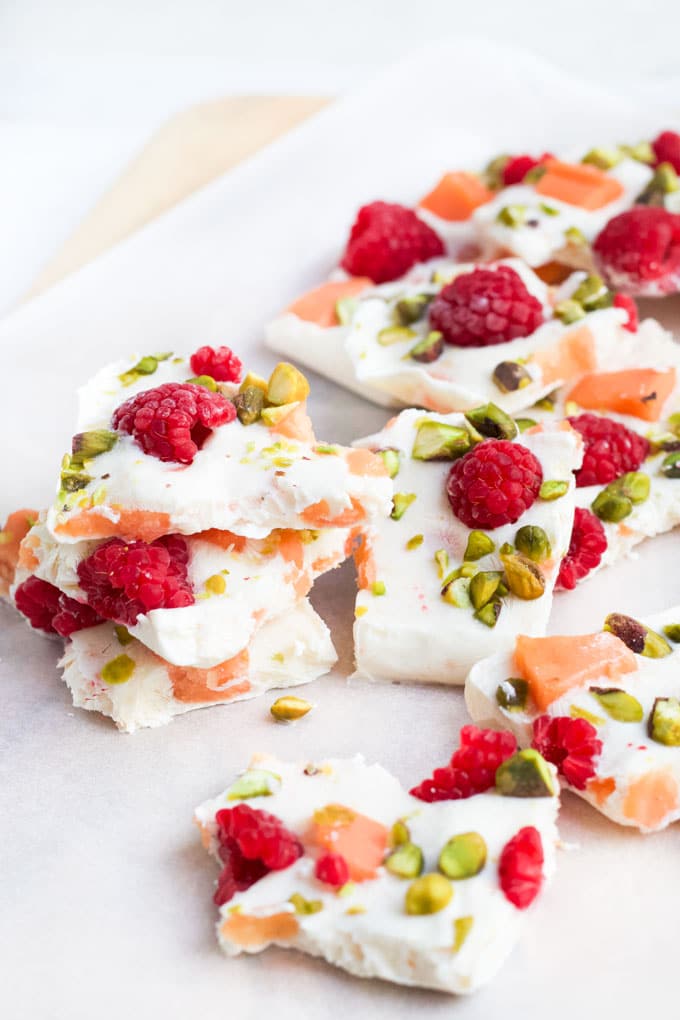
[60,600,336,733]
[351,411,582,685]
[194,753,559,995]
[465,606,680,832]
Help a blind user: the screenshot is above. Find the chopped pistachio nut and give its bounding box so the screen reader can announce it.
[391,492,417,521]
[390,820,410,847]
[591,472,649,522]
[648,697,680,746]
[474,599,501,628]
[314,445,338,455]
[376,447,401,479]
[441,576,472,609]
[260,402,299,427]
[496,677,529,712]
[533,391,557,412]
[101,654,135,685]
[668,412,680,437]
[377,325,417,346]
[515,417,538,433]
[554,298,587,325]
[637,162,680,206]
[469,571,503,611]
[227,768,281,799]
[452,915,474,953]
[661,451,680,478]
[496,204,527,228]
[663,623,680,643]
[571,273,612,311]
[371,580,386,596]
[270,696,313,722]
[464,403,518,441]
[355,606,368,618]
[119,354,162,385]
[411,421,471,461]
[205,574,226,595]
[604,612,672,658]
[406,534,424,551]
[496,749,555,798]
[620,141,654,164]
[483,154,510,189]
[71,429,118,461]
[335,296,358,326]
[570,705,605,726]
[186,374,219,391]
[434,549,450,578]
[540,479,569,501]
[464,530,495,561]
[289,893,323,915]
[492,360,532,394]
[233,385,265,425]
[114,624,133,646]
[267,362,310,406]
[590,687,643,723]
[409,331,444,363]
[591,489,632,522]
[438,833,487,879]
[405,873,453,915]
[385,842,424,879]
[564,226,588,247]
[539,202,559,216]
[501,551,546,600]
[239,371,268,396]
[515,525,551,562]
[582,146,623,170]
[59,460,92,493]
[394,293,430,326]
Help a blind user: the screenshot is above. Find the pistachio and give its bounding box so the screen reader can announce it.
[389,820,410,847]
[405,873,453,915]
[591,489,632,522]
[539,203,559,216]
[564,226,588,247]
[469,570,503,610]
[464,403,518,441]
[376,447,401,478]
[313,804,356,826]
[611,471,650,504]
[377,325,417,346]
[239,371,268,396]
[394,293,431,325]
[495,677,529,712]
[514,524,551,563]
[267,362,310,406]
[492,360,532,394]
[648,697,680,746]
[371,580,386,596]
[335,296,358,326]
[668,412,680,437]
[114,624,133,646]
[501,551,546,600]
[260,401,299,427]
[205,573,226,595]
[441,576,472,609]
[637,162,680,206]
[483,154,509,189]
[406,534,424,550]
[496,204,527,228]
[289,893,323,915]
[591,471,649,522]
[533,392,557,412]
[661,451,680,478]
[524,164,548,184]
[604,612,672,657]
[464,530,495,561]
[590,687,643,723]
[620,141,655,164]
[539,479,569,501]
[187,374,219,391]
[233,385,265,425]
[570,705,605,726]
[227,768,281,799]
[495,749,555,798]
[500,542,514,556]
[515,417,538,433]
[582,146,623,170]
[411,421,471,461]
[452,916,474,953]
[385,842,424,879]
[71,429,118,461]
[571,273,612,311]
[438,832,487,880]
[119,354,160,385]
[663,624,680,643]
[101,654,135,685]
[409,331,444,363]
[474,599,501,628]
[391,492,417,521]
[59,466,92,493]
[434,549,450,579]
[270,696,312,722]
[554,298,586,324]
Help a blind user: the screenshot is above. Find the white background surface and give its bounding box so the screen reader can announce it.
[3,31,680,1020]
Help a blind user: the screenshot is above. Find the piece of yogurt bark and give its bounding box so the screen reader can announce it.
[466,606,680,832]
[13,516,349,668]
[351,408,582,685]
[60,600,336,732]
[47,354,392,543]
[194,747,560,994]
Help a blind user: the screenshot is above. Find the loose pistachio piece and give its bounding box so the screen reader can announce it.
[648,697,680,746]
[452,915,474,953]
[390,820,410,847]
[515,417,538,433]
[335,296,358,326]
[496,204,527,227]
[377,325,417,346]
[59,464,92,492]
[501,551,545,600]
[394,293,431,326]
[233,385,265,425]
[260,401,299,427]
[590,687,643,723]
[377,447,401,478]
[289,893,323,915]
[496,677,529,712]
[270,696,312,722]
[205,573,226,595]
[539,202,559,216]
[441,576,472,609]
[385,842,424,879]
[101,654,135,685]
[661,451,680,478]
[564,226,588,247]
[438,832,487,880]
[406,534,424,550]
[492,360,532,394]
[469,570,503,610]
[637,162,680,206]
[495,749,555,798]
[371,580,386,596]
[464,403,518,441]
[434,549,450,578]
[515,525,551,563]
[591,488,632,522]
[484,154,510,189]
[405,873,453,915]
[267,362,310,406]
[409,331,444,363]
[611,471,650,505]
[604,612,672,657]
[621,141,655,164]
[239,371,268,396]
[668,412,680,437]
[391,492,417,521]
[227,769,281,799]
[411,421,471,461]
[114,624,132,646]
[571,273,612,311]
[663,623,680,643]
[554,299,586,325]
[119,354,160,385]
[540,479,569,501]
[474,599,501,628]
[464,530,495,561]
[187,374,219,391]
[570,704,605,726]
[71,429,118,461]
[582,146,623,170]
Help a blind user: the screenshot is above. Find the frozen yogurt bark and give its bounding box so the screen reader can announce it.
[194,745,559,994]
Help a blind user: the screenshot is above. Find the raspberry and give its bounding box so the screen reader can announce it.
[315,852,350,887]
[651,130,680,174]
[446,440,543,530]
[501,152,553,187]
[498,826,544,909]
[77,535,193,626]
[556,508,607,591]
[531,715,602,789]
[410,725,517,802]
[612,292,638,332]
[189,345,242,383]
[112,382,236,464]
[429,266,544,348]
[568,413,649,488]
[340,201,445,284]
[593,206,680,295]
[14,576,102,636]
[213,804,303,906]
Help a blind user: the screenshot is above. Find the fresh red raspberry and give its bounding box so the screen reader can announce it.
[410,725,517,802]
[531,715,602,789]
[556,508,607,591]
[446,440,543,530]
[568,413,649,488]
[112,382,236,464]
[189,345,242,383]
[651,130,680,173]
[612,292,638,332]
[53,595,104,637]
[429,266,544,348]
[498,826,544,909]
[593,206,680,296]
[77,535,193,626]
[14,576,102,636]
[501,152,553,187]
[213,804,303,905]
[340,201,445,284]
[315,852,350,887]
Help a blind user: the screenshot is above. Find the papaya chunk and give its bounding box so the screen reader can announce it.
[307,803,388,881]
[530,326,596,386]
[419,171,493,222]
[622,769,679,830]
[567,367,676,422]
[535,159,624,210]
[287,278,371,328]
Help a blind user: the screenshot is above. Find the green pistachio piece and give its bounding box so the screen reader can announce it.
[469,570,503,610]
[391,492,417,521]
[371,580,386,596]
[335,296,358,326]
[637,162,680,206]
[663,623,680,643]
[71,429,118,462]
[554,299,586,324]
[524,164,548,184]
[496,677,530,712]
[405,873,453,915]
[409,331,444,363]
[239,371,268,396]
[515,525,551,563]
[648,697,680,746]
[474,599,501,628]
[406,534,424,551]
[101,654,135,685]
[620,141,655,164]
[377,325,417,346]
[661,451,680,478]
[452,915,474,953]
[492,360,532,394]
[438,832,487,879]
[394,293,431,326]
[434,549,450,578]
[114,624,132,646]
[385,842,424,879]
[227,768,281,800]
[205,573,226,595]
[270,696,312,722]
[411,421,471,461]
[496,204,527,227]
[539,202,559,216]
[441,576,472,609]
[612,471,650,504]
[464,403,518,441]
[484,154,510,189]
[591,489,632,522]
[604,612,672,658]
[564,226,588,247]
[571,273,612,311]
[570,705,605,725]
[533,392,556,412]
[268,362,310,405]
[501,551,546,600]
[233,385,265,425]
[582,146,623,170]
[390,820,410,847]
[377,447,401,479]
[60,467,92,493]
[464,530,495,561]
[500,542,514,556]
[495,749,555,798]
[668,412,680,437]
[187,374,219,391]
[289,893,323,915]
[516,417,538,433]
[590,687,643,723]
[540,479,569,501]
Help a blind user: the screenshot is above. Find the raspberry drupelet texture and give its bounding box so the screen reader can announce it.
[189,345,242,383]
[593,206,680,295]
[429,266,544,348]
[612,292,638,332]
[651,130,680,174]
[501,152,553,187]
[446,440,543,530]
[77,535,193,627]
[315,852,350,887]
[568,413,650,488]
[112,381,236,464]
[340,201,445,284]
[14,576,103,637]
[410,725,517,802]
[531,715,602,789]
[556,507,608,591]
[498,826,544,909]
[213,804,303,906]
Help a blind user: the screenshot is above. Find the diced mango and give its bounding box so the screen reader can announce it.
[287,278,372,328]
[567,367,676,422]
[0,508,38,595]
[167,652,250,704]
[419,171,493,221]
[530,326,597,386]
[535,159,625,210]
[220,911,299,949]
[54,507,172,542]
[622,769,679,830]
[307,803,388,881]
